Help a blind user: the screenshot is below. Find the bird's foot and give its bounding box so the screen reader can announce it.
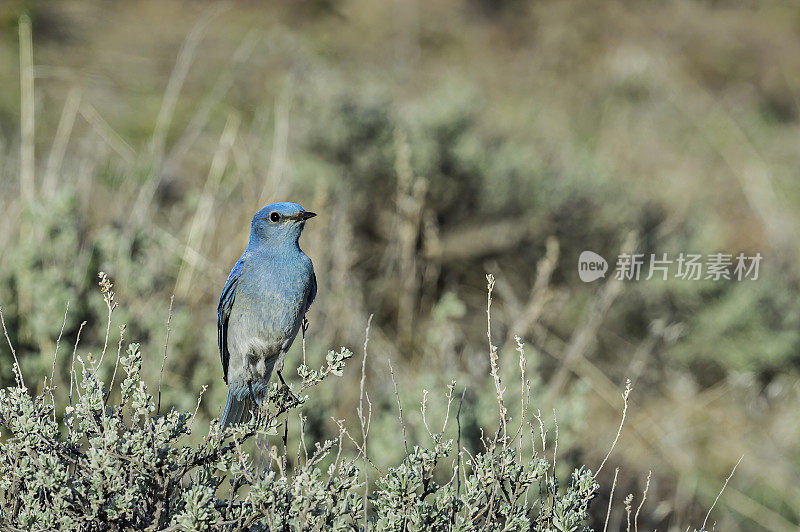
[276,370,300,403]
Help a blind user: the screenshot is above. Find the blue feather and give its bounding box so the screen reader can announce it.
[217,256,245,384]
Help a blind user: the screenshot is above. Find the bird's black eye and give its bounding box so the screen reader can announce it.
[269,212,281,223]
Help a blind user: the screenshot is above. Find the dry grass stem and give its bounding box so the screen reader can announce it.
[603,467,620,532]
[485,274,507,444]
[68,321,86,405]
[358,314,374,522]
[597,378,632,475]
[176,113,240,296]
[43,87,81,195]
[548,232,636,395]
[105,325,126,406]
[634,470,652,532]
[387,353,410,455]
[702,455,744,531]
[0,306,25,389]
[18,14,35,204]
[157,296,175,415]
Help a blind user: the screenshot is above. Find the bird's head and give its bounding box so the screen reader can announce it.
[249,202,316,248]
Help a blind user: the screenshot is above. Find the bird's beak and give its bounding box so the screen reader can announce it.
[298,211,316,221]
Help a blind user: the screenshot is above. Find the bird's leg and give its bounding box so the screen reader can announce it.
[247,378,258,423]
[301,317,309,366]
[276,370,299,404]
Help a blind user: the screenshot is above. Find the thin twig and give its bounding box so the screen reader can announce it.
[50,301,70,419]
[552,409,559,479]
[50,301,70,389]
[701,455,744,531]
[420,389,432,437]
[624,494,634,532]
[104,325,126,406]
[190,385,208,431]
[486,274,507,445]
[455,387,466,518]
[0,306,25,389]
[533,409,547,479]
[597,379,632,475]
[331,418,384,475]
[69,321,87,406]
[634,470,652,532]
[157,296,175,415]
[298,413,309,465]
[441,380,457,433]
[509,336,527,447]
[97,272,117,368]
[358,314,373,523]
[326,420,347,489]
[603,467,620,532]
[387,353,410,455]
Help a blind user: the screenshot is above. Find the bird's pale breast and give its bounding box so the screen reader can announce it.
[226,251,312,392]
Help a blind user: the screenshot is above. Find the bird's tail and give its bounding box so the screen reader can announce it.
[221,389,253,428]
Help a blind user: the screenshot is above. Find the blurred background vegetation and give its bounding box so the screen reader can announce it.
[1,0,799,530]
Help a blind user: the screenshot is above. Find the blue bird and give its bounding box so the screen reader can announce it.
[218,202,317,427]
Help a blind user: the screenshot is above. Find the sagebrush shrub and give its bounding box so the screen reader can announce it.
[0,278,605,531]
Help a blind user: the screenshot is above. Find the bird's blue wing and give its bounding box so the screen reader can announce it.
[305,270,317,313]
[218,256,245,384]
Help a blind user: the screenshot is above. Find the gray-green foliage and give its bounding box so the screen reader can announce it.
[0,339,356,530]
[0,295,598,531]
